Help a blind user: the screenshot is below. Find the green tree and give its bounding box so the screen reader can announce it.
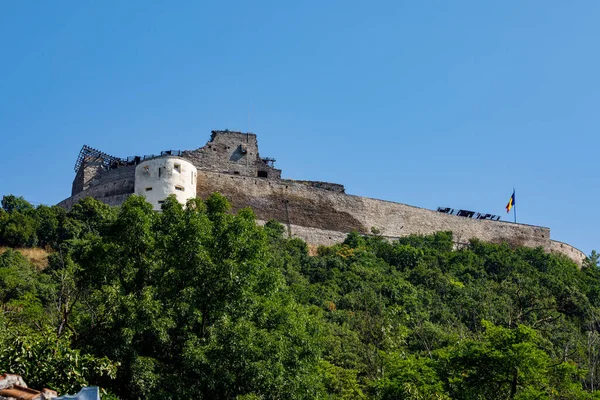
[0,212,38,247]
[0,328,117,395]
[2,193,599,399]
[371,353,449,400]
[443,321,591,399]
[1,195,34,213]
[584,250,600,269]
[0,249,54,328]
[69,194,325,399]
[34,205,66,248]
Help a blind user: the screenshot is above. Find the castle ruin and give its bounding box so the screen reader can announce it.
[58,130,586,266]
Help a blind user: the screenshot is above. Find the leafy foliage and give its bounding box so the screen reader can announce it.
[0,328,117,394]
[0,194,599,399]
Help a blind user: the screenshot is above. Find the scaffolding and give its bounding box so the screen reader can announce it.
[73,145,122,173]
[74,145,186,173]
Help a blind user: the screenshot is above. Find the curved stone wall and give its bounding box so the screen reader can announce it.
[194,170,585,267]
[549,240,586,265]
[134,157,197,210]
[57,167,586,267]
[57,192,132,210]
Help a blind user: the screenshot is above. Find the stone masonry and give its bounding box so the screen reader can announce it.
[59,130,587,266]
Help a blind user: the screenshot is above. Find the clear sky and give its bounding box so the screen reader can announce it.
[1,2,598,255]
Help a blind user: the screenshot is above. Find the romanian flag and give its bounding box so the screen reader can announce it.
[506,191,515,213]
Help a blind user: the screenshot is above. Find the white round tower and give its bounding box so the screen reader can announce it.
[134,156,197,210]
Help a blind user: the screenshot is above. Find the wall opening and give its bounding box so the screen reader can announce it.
[174,164,181,173]
[145,187,153,191]
[158,167,162,178]
[257,171,268,178]
[175,186,184,191]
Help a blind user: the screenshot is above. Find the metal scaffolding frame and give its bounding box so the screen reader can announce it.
[73,145,122,173]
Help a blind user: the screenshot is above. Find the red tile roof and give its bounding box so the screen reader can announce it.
[0,374,56,400]
[0,385,44,400]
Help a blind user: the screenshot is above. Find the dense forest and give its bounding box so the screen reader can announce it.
[1,193,599,399]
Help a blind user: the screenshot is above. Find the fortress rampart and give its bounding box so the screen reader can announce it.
[194,171,584,264]
[58,130,587,266]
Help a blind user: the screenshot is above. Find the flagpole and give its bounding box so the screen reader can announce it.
[513,188,517,223]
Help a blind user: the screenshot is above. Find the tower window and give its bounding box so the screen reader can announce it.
[174,164,181,173]
[145,187,153,191]
[175,185,184,191]
[191,171,194,184]
[257,171,268,178]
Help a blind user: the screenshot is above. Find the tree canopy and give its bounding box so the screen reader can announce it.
[1,193,599,399]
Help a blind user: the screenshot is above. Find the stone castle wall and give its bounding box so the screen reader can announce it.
[70,131,282,199]
[193,170,585,265]
[60,165,135,209]
[58,192,131,210]
[549,240,587,264]
[71,164,135,197]
[60,131,587,267]
[181,131,281,179]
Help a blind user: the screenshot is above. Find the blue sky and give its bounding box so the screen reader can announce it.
[1,2,598,255]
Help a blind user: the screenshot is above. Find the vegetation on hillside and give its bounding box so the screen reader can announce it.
[1,193,599,399]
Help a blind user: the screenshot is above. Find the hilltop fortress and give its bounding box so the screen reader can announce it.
[58,130,585,266]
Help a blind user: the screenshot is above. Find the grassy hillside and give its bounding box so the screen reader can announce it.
[0,246,50,270]
[0,194,599,399]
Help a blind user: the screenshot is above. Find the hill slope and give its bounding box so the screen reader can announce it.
[0,194,599,399]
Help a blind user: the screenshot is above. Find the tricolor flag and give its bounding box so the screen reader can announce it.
[506,191,515,213]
